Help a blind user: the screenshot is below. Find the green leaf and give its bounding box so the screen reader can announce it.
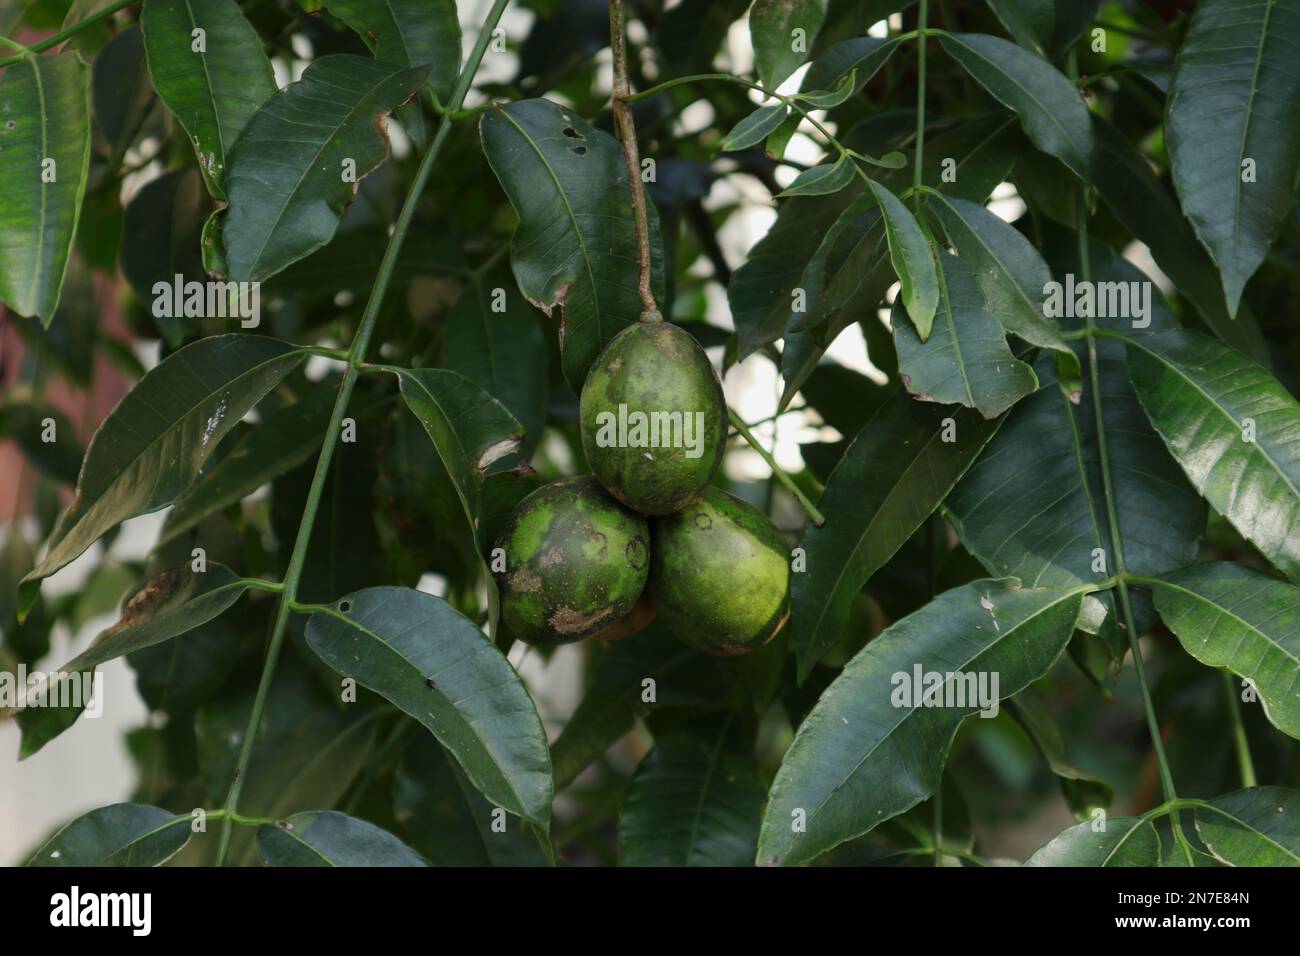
[721,102,790,152]
[926,191,1077,383]
[750,0,826,90]
[91,24,155,167]
[140,0,277,199]
[986,0,1098,61]
[326,0,461,102]
[1194,787,1300,866]
[442,278,548,460]
[27,804,190,866]
[619,717,764,867]
[163,387,335,542]
[18,335,306,618]
[894,249,1037,419]
[394,734,547,866]
[0,396,83,485]
[1024,817,1161,866]
[758,579,1089,866]
[304,587,554,829]
[1165,0,1300,315]
[257,811,427,866]
[1089,115,1269,366]
[394,367,524,547]
[777,153,857,197]
[223,55,428,281]
[945,244,1206,663]
[867,179,937,339]
[803,36,898,99]
[57,563,250,674]
[1149,562,1300,740]
[793,67,856,108]
[0,53,92,324]
[1011,683,1113,818]
[792,394,1000,679]
[480,98,667,390]
[937,32,1093,181]
[1123,329,1300,581]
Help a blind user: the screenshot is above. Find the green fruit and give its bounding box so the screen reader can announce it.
[580,322,726,515]
[650,487,790,655]
[493,476,650,646]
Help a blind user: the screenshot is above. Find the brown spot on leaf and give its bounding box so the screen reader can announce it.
[99,567,187,642]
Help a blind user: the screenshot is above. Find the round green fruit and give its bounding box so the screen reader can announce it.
[493,476,650,646]
[580,322,726,515]
[650,487,790,655]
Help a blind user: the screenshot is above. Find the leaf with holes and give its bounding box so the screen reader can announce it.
[480,98,667,390]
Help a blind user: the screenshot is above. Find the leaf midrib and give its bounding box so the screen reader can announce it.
[773,584,1085,863]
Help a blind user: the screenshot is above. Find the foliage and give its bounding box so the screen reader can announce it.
[2,0,1299,868]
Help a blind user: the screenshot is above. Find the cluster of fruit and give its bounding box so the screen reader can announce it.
[493,321,791,654]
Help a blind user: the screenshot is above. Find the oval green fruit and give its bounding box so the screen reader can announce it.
[580,322,726,515]
[493,476,650,646]
[650,487,790,655]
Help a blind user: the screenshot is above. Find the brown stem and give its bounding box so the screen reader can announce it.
[609,0,659,322]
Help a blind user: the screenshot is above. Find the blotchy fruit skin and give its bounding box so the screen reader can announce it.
[650,487,790,655]
[580,322,726,515]
[493,476,649,646]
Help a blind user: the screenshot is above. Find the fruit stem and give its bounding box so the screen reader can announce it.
[728,408,825,527]
[610,0,660,322]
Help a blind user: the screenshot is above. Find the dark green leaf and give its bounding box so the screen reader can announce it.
[1024,817,1161,866]
[163,386,335,542]
[803,36,899,99]
[327,0,461,102]
[91,25,155,166]
[394,734,547,866]
[867,178,937,339]
[0,396,83,485]
[480,98,667,390]
[1165,0,1300,315]
[27,803,190,866]
[750,0,826,90]
[442,278,547,460]
[305,587,553,829]
[1089,116,1269,365]
[792,393,999,679]
[946,245,1206,662]
[1124,329,1300,581]
[1011,682,1113,818]
[937,32,1093,181]
[257,811,427,866]
[19,335,306,617]
[0,53,92,324]
[394,367,524,547]
[140,0,277,198]
[1149,562,1300,740]
[1194,787,1300,866]
[894,249,1037,418]
[619,717,764,867]
[223,55,428,281]
[758,578,1089,866]
[777,153,857,197]
[926,191,1076,381]
[721,102,790,152]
